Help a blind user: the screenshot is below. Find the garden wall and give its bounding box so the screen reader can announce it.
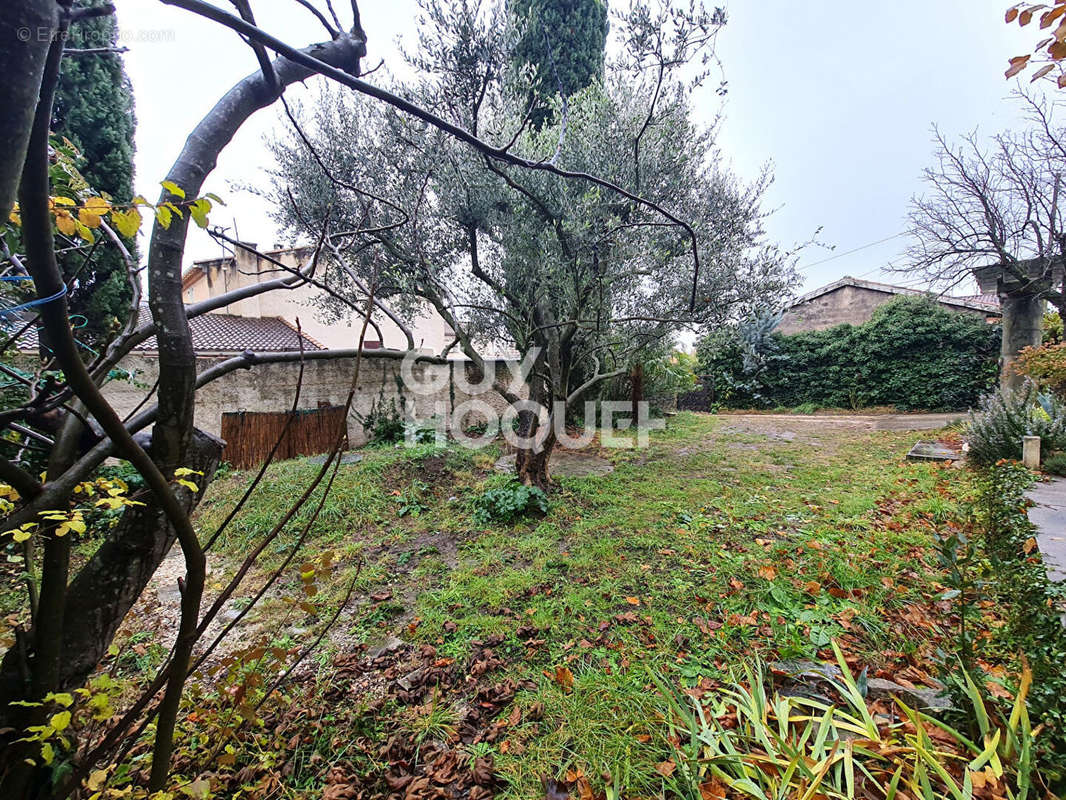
[103,353,522,451]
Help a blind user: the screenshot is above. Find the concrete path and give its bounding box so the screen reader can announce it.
[1027,478,1066,583]
[717,412,965,432]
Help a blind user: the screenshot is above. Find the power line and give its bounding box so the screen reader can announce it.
[796,232,908,273]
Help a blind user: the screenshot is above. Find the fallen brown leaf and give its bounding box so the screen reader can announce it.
[655,760,677,777]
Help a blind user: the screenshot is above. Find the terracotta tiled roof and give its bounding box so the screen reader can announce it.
[13,309,325,354]
[956,293,1001,308]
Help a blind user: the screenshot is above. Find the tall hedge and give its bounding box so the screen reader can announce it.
[53,0,137,340]
[698,296,1001,411]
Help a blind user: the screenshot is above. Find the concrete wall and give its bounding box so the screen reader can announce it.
[104,353,522,449]
[777,285,991,335]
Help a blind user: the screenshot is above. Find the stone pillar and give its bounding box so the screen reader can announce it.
[1023,435,1041,469]
[1000,292,1045,390]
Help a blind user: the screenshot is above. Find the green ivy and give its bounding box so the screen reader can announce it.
[697,296,1000,411]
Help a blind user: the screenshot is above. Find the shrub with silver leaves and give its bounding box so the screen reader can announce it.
[966,379,1066,465]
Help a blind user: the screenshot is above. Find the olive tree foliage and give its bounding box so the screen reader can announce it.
[1,0,719,795]
[267,0,796,486]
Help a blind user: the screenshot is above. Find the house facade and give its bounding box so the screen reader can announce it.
[182,245,457,354]
[777,276,1001,335]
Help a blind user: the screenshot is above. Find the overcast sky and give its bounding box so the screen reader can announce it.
[113,0,1041,295]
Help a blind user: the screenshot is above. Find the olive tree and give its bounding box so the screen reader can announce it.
[268,0,795,486]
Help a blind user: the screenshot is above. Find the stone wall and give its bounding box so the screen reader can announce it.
[103,353,522,450]
[778,285,991,335]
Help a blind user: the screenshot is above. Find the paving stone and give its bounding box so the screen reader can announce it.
[367,634,405,659]
[864,677,952,712]
[1027,478,1066,584]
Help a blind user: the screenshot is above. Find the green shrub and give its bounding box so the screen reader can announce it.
[1043,451,1066,476]
[696,296,1000,411]
[472,478,548,525]
[363,397,405,443]
[1043,310,1062,344]
[966,381,1066,465]
[590,347,700,415]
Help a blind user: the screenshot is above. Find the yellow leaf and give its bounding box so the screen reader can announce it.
[160,180,186,199]
[625,596,640,606]
[75,219,95,242]
[55,210,77,237]
[183,776,212,799]
[550,665,574,692]
[78,207,103,229]
[52,196,76,207]
[175,479,199,492]
[49,710,71,731]
[11,529,33,544]
[45,692,73,707]
[1022,536,1037,554]
[87,770,108,791]
[111,207,141,238]
[40,742,54,765]
[83,196,111,213]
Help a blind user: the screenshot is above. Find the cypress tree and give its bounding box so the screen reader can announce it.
[53,1,137,343]
[512,0,609,127]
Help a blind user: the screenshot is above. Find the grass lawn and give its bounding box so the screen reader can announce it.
[127,412,980,797]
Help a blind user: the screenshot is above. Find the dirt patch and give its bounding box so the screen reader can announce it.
[494,449,614,477]
[719,424,804,442]
[120,545,255,672]
[385,452,455,488]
